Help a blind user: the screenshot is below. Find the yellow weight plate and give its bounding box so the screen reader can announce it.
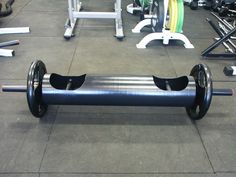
[169,0,178,32]
[172,0,178,33]
[168,0,173,31]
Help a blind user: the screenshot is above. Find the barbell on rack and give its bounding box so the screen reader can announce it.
[1,60,233,119]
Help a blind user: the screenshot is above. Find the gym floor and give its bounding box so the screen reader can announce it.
[0,0,236,177]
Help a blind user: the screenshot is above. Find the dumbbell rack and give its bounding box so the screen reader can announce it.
[64,0,124,40]
[132,0,194,49]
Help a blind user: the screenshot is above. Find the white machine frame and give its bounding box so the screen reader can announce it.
[65,0,124,39]
[131,0,194,49]
[127,3,142,14]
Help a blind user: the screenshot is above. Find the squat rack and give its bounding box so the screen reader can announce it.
[64,0,124,40]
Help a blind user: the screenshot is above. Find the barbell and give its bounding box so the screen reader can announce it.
[1,60,233,119]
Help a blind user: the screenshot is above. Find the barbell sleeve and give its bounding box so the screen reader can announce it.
[212,88,234,96]
[1,85,27,92]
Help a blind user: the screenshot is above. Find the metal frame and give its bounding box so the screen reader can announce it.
[0,27,30,34]
[0,48,14,57]
[64,0,124,39]
[132,0,194,49]
[0,27,30,57]
[201,13,236,59]
[126,3,142,14]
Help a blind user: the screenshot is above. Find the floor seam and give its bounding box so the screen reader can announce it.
[193,121,216,174]
[38,106,59,172]
[4,0,34,26]
[6,128,28,172]
[66,20,85,75]
[165,48,178,77]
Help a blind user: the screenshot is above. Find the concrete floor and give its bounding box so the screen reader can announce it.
[0,0,236,177]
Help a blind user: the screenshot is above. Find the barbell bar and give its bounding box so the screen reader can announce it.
[1,60,233,120]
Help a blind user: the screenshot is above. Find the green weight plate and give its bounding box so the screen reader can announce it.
[176,0,184,33]
[139,0,151,8]
[144,0,151,7]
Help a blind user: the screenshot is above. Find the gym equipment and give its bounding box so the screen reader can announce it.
[185,0,219,10]
[218,0,236,16]
[0,0,14,17]
[64,0,124,40]
[126,0,152,17]
[132,0,194,49]
[0,27,30,57]
[202,13,236,58]
[187,0,211,10]
[189,0,199,10]
[0,3,30,58]
[127,3,143,15]
[0,0,30,57]
[1,60,233,120]
[224,64,236,76]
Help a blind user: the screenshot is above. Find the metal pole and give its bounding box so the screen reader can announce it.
[68,0,74,24]
[1,85,27,92]
[116,0,121,18]
[201,26,236,56]
[213,89,234,96]
[211,12,232,30]
[73,0,77,11]
[0,40,19,47]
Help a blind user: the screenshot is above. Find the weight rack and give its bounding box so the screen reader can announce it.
[131,0,194,49]
[64,0,124,40]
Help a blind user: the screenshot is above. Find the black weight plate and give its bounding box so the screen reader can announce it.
[211,0,220,10]
[151,0,165,32]
[190,0,198,10]
[27,60,48,118]
[186,64,213,120]
[204,0,212,10]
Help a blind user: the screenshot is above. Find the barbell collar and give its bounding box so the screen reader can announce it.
[1,85,27,92]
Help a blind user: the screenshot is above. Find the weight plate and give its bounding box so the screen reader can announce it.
[144,0,151,7]
[190,0,198,10]
[151,0,165,32]
[186,64,213,120]
[139,0,151,7]
[176,0,184,33]
[169,0,178,32]
[211,0,220,11]
[27,60,48,118]
[134,0,141,7]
